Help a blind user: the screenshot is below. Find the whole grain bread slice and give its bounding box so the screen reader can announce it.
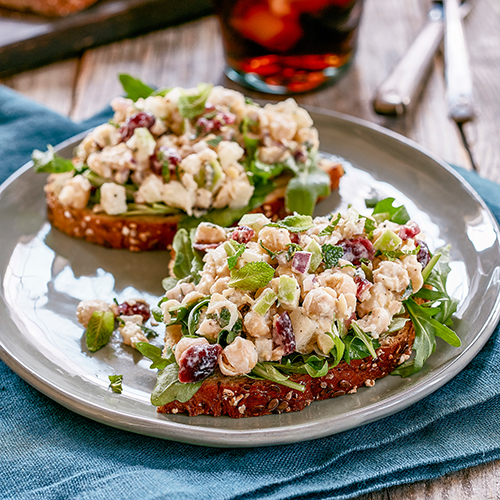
[45,161,344,251]
[157,320,415,418]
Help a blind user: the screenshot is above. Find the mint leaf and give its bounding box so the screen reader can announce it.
[268,213,314,233]
[118,73,155,101]
[32,146,75,174]
[225,240,246,270]
[162,277,178,292]
[228,261,275,291]
[108,375,123,394]
[207,136,223,147]
[135,342,174,369]
[322,244,343,268]
[372,197,410,224]
[364,217,376,235]
[383,246,419,261]
[178,83,213,119]
[151,363,203,406]
[318,213,341,236]
[86,311,115,352]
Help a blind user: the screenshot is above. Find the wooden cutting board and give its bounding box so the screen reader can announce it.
[0,0,213,78]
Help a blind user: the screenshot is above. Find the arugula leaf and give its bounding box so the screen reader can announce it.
[178,83,213,119]
[172,228,193,279]
[228,261,275,291]
[118,73,155,101]
[372,197,410,224]
[151,363,203,406]
[187,298,210,336]
[424,246,458,325]
[365,197,379,209]
[329,334,345,368]
[171,228,203,284]
[122,203,180,217]
[217,318,243,348]
[350,322,378,359]
[285,162,331,216]
[386,316,409,333]
[319,213,341,236]
[86,311,115,352]
[135,342,174,369]
[32,146,75,173]
[108,375,123,394]
[267,213,314,233]
[322,244,343,268]
[401,298,461,375]
[250,363,305,392]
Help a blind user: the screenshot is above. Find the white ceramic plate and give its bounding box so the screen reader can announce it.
[1,109,499,448]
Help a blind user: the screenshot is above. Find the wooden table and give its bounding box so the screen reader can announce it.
[3,0,500,497]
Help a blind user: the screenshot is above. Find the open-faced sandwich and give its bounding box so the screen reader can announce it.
[34,75,344,251]
[76,198,461,417]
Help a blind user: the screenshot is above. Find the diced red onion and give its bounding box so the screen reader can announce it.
[291,251,312,274]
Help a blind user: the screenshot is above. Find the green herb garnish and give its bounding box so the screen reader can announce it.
[151,363,203,406]
[86,311,115,352]
[32,146,75,173]
[267,213,314,233]
[321,244,344,268]
[228,261,275,291]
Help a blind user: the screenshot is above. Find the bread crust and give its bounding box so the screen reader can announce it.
[0,0,98,16]
[45,161,344,251]
[157,320,415,418]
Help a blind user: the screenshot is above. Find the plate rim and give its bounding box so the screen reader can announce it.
[1,109,499,448]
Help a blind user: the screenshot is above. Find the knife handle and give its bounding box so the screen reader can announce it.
[444,0,476,123]
[373,19,444,115]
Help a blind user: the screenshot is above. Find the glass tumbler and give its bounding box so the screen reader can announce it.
[213,0,364,94]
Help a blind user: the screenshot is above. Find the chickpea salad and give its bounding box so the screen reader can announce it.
[76,198,461,402]
[34,74,338,227]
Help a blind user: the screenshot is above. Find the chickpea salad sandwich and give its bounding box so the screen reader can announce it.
[76,198,461,418]
[34,75,343,251]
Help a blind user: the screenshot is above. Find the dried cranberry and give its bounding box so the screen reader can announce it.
[338,238,375,266]
[118,111,156,141]
[289,232,300,244]
[416,240,431,267]
[354,275,372,300]
[118,301,151,322]
[293,149,308,164]
[178,344,222,383]
[399,222,421,240]
[273,312,296,355]
[231,226,255,244]
[196,111,236,134]
[150,146,181,176]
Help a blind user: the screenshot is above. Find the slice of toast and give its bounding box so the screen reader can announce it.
[157,321,415,418]
[45,160,344,251]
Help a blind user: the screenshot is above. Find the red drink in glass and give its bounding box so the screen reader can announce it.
[213,0,364,94]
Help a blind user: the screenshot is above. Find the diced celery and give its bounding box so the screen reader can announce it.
[305,239,322,272]
[252,289,278,316]
[224,240,238,257]
[210,159,224,191]
[278,275,300,309]
[361,262,373,282]
[373,229,402,252]
[238,213,271,233]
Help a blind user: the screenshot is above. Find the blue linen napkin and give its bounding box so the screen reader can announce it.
[1,85,500,500]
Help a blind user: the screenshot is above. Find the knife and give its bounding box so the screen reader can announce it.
[373,1,471,116]
[444,0,476,123]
